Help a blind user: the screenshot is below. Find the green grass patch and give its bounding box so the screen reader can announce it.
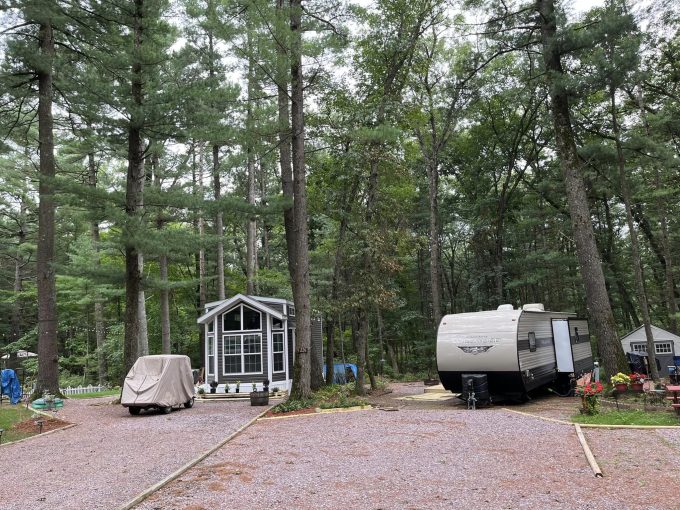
[572,409,679,426]
[0,405,36,443]
[66,388,120,399]
[272,384,369,414]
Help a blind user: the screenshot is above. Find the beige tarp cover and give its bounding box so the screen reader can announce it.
[121,355,194,407]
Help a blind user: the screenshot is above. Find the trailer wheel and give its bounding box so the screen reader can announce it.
[184,398,194,409]
[162,406,172,414]
[129,407,141,416]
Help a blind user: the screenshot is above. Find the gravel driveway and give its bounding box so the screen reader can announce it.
[0,397,264,510]
[136,389,680,510]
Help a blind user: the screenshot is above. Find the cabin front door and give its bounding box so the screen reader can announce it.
[552,319,574,373]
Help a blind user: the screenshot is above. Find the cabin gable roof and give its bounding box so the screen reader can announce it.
[197,293,283,324]
[620,324,680,344]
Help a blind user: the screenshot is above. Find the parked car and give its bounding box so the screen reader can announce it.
[121,355,195,415]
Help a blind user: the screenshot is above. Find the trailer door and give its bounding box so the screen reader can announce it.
[552,319,574,373]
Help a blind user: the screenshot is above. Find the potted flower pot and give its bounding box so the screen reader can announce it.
[614,383,628,392]
[249,390,269,406]
[630,382,643,392]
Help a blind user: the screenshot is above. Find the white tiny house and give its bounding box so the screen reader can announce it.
[437,304,593,399]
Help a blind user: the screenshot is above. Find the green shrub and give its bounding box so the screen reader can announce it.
[272,398,315,414]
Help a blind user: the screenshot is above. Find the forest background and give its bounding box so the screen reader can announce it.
[0,0,678,393]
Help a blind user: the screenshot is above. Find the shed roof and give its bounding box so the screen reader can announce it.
[197,293,284,324]
[620,324,680,343]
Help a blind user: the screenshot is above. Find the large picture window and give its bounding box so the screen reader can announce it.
[273,332,285,373]
[222,304,262,332]
[222,334,262,375]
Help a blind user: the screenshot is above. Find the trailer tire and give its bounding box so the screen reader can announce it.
[184,398,194,409]
[129,407,141,416]
[162,406,172,414]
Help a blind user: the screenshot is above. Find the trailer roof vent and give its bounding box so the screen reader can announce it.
[522,303,545,312]
[497,304,514,311]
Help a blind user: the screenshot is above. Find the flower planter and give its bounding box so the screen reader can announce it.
[630,382,643,392]
[614,383,628,393]
[250,390,269,406]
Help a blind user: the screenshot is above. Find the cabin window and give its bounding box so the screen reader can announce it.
[223,335,242,373]
[631,343,646,353]
[222,334,262,375]
[243,306,261,330]
[223,308,241,332]
[656,342,672,354]
[528,332,537,352]
[272,317,283,330]
[208,321,214,333]
[207,336,215,376]
[289,305,295,317]
[222,304,262,332]
[273,332,285,373]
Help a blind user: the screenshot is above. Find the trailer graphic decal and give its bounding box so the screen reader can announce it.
[457,345,494,355]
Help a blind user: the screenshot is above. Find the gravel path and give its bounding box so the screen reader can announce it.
[136,395,680,510]
[0,397,264,510]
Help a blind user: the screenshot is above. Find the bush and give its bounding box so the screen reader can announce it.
[272,398,315,414]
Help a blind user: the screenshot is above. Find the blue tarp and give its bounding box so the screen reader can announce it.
[1,369,22,405]
[323,363,358,384]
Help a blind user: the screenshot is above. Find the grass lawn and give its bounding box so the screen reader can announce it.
[0,405,36,443]
[67,388,120,399]
[572,409,680,426]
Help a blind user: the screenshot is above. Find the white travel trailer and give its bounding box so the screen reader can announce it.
[437,304,594,399]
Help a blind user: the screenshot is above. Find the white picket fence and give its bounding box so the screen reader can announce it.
[60,384,107,396]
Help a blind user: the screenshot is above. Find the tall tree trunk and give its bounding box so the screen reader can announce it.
[288,0,315,397]
[609,86,658,380]
[246,28,258,295]
[427,157,443,329]
[193,146,207,368]
[537,0,627,377]
[124,0,145,376]
[35,18,59,396]
[325,317,335,385]
[88,152,108,384]
[9,193,27,371]
[213,144,225,300]
[159,252,171,354]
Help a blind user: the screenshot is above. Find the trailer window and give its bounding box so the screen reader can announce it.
[528,332,537,352]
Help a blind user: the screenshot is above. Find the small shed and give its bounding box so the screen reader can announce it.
[196,294,322,392]
[620,325,679,375]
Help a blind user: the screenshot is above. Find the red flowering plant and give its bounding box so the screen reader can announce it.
[629,373,646,384]
[575,381,604,415]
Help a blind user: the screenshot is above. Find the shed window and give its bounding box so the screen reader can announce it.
[222,334,262,375]
[289,305,295,317]
[222,304,262,332]
[273,332,285,373]
[656,342,672,354]
[573,327,579,343]
[528,332,537,352]
[272,317,283,330]
[631,343,646,353]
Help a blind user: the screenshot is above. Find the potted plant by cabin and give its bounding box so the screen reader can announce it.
[224,383,229,393]
[629,373,645,392]
[235,381,240,393]
[250,379,270,406]
[610,372,630,392]
[209,380,218,394]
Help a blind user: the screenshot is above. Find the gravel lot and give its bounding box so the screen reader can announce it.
[0,397,265,510]
[137,385,680,510]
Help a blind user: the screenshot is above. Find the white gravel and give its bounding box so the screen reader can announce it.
[137,393,680,510]
[0,397,265,510]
